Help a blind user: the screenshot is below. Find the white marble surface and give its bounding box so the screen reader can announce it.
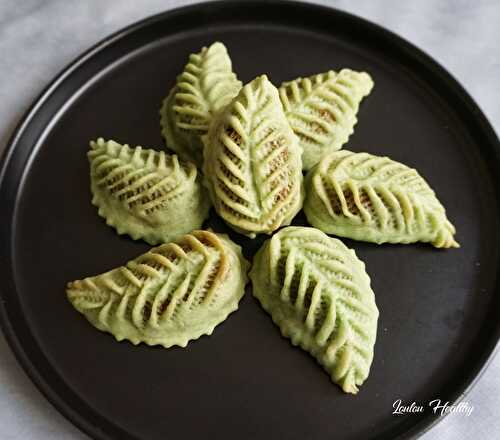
[0,0,499,438]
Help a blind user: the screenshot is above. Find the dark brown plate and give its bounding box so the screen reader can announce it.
[1,1,499,439]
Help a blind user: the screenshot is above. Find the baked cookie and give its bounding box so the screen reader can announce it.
[67,230,249,347]
[250,226,378,394]
[203,75,304,238]
[304,150,459,248]
[279,69,373,170]
[160,42,242,166]
[89,138,210,245]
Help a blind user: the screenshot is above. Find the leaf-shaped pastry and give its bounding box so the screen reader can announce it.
[89,138,210,245]
[203,75,304,238]
[160,86,195,161]
[304,150,459,248]
[67,230,249,347]
[160,42,242,166]
[279,69,374,170]
[250,226,378,394]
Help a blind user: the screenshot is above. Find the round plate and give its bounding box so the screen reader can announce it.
[1,1,499,439]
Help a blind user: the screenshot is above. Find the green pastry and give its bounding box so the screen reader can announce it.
[88,138,210,245]
[250,226,378,394]
[160,41,242,166]
[203,75,304,238]
[304,150,459,248]
[279,69,374,170]
[67,230,249,348]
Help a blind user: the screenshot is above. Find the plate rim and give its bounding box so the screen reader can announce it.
[1,1,499,439]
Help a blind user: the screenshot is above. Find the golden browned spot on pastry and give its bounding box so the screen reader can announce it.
[67,231,249,348]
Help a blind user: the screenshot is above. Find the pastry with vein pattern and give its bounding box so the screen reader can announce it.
[250,226,378,394]
[67,230,248,347]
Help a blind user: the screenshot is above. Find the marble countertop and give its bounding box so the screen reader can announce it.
[0,0,498,438]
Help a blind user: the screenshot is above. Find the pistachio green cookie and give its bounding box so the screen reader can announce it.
[250,226,378,394]
[89,138,210,245]
[67,230,249,348]
[160,87,199,164]
[279,69,373,170]
[160,41,242,166]
[304,150,459,248]
[203,75,304,238]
